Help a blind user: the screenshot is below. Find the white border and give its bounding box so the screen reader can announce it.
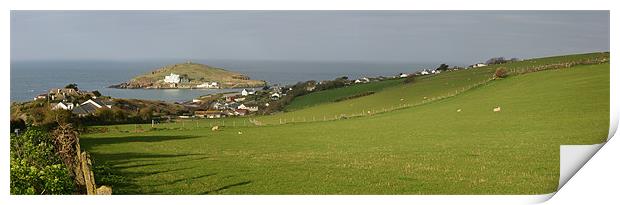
[2,1,617,205]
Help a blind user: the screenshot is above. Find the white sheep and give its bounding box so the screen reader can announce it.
[493,106,501,112]
[211,126,219,131]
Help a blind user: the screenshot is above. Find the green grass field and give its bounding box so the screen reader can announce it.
[285,78,404,111]
[81,53,609,194]
[255,53,609,125]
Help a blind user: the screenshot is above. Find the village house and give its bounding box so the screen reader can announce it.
[194,110,225,118]
[211,102,224,110]
[271,93,281,100]
[472,63,488,68]
[51,102,75,110]
[237,104,259,112]
[48,88,79,100]
[33,94,47,101]
[164,73,181,83]
[354,77,370,84]
[70,98,114,117]
[196,82,220,89]
[81,99,113,109]
[241,89,255,96]
[399,73,409,78]
[420,70,430,75]
[235,109,249,116]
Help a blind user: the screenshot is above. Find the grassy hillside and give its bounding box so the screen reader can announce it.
[124,62,265,88]
[285,78,404,111]
[81,60,609,194]
[256,52,609,125]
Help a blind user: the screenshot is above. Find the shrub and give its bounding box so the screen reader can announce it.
[334,91,376,102]
[403,75,416,84]
[10,127,76,194]
[494,67,509,79]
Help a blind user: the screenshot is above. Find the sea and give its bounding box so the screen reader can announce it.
[10,59,448,103]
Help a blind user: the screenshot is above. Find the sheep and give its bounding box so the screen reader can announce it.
[211,126,219,131]
[238,131,243,135]
[457,109,462,113]
[493,106,501,112]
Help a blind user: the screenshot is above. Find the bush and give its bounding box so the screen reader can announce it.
[403,75,416,84]
[10,127,76,194]
[494,67,509,79]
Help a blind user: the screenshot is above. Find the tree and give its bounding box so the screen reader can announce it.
[91,90,102,97]
[64,83,79,91]
[138,107,154,121]
[435,64,450,71]
[486,57,507,65]
[95,109,116,124]
[10,119,26,133]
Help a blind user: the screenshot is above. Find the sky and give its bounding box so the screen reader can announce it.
[10,11,609,64]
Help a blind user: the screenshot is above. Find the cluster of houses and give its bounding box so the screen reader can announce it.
[183,88,265,119]
[33,87,114,117]
[52,98,114,117]
[33,88,94,101]
[187,86,286,119]
[162,73,220,89]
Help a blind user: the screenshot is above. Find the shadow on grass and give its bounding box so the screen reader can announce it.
[201,181,252,194]
[90,152,210,194]
[80,135,200,150]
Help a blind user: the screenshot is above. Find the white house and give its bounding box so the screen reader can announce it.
[472,63,487,68]
[237,104,259,112]
[33,94,47,101]
[52,102,74,110]
[271,93,281,100]
[435,70,442,74]
[420,70,430,75]
[81,99,113,109]
[164,73,181,83]
[197,82,219,88]
[399,73,409,78]
[241,89,255,96]
[355,77,370,84]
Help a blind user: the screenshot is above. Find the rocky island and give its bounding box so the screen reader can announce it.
[109,61,266,89]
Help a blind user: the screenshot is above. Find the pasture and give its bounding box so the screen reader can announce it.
[81,57,609,194]
[254,53,609,125]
